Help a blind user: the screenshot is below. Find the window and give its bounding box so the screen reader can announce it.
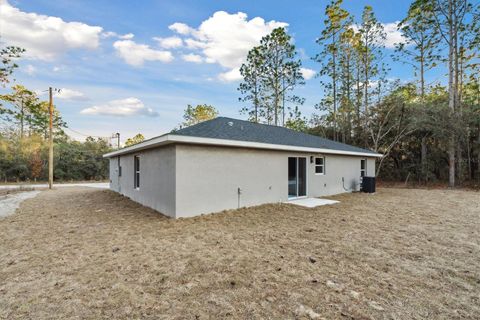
[118,157,122,177]
[134,155,140,189]
[315,156,325,175]
[360,159,366,177]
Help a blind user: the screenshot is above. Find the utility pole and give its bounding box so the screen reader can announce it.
[48,87,53,189]
[111,133,120,149]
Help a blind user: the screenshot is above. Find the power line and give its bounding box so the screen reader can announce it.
[64,127,109,139]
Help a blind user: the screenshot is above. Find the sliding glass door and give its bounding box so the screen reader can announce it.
[288,157,307,199]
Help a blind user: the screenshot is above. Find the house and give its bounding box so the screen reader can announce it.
[103,117,382,218]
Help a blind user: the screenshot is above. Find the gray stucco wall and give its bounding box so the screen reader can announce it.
[174,144,376,218]
[109,145,176,217]
[108,144,376,218]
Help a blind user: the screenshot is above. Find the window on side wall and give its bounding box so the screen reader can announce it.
[134,155,140,189]
[118,157,122,177]
[360,159,366,177]
[315,156,325,175]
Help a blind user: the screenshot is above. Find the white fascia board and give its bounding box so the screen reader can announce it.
[103,134,383,158]
[103,135,170,158]
[169,135,383,158]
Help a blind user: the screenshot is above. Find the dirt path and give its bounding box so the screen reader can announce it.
[0,190,41,218]
[0,187,479,319]
[0,182,109,190]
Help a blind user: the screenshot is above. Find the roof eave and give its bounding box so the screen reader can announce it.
[103,134,171,158]
[104,134,383,158]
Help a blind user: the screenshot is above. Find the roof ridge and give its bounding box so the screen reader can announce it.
[113,116,378,156]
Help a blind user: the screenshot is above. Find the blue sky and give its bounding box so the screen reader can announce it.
[1,0,431,144]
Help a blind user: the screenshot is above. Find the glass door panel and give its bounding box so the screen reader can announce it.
[298,157,307,197]
[288,157,307,198]
[288,157,297,198]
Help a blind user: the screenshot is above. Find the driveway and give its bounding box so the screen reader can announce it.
[0,191,41,218]
[0,183,108,218]
[0,182,109,190]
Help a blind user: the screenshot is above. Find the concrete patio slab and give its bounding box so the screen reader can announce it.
[285,197,339,208]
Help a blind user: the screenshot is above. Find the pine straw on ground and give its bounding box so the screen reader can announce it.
[0,187,479,319]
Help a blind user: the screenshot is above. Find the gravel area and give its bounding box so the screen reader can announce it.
[0,187,479,319]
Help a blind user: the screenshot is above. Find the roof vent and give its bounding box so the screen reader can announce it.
[227,121,234,126]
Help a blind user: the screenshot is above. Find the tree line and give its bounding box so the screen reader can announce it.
[1,0,478,186]
[237,0,479,186]
[0,48,113,182]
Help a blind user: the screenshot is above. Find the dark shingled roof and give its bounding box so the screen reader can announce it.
[173,117,378,155]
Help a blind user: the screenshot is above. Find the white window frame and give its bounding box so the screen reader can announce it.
[315,156,325,175]
[134,155,140,190]
[360,159,367,177]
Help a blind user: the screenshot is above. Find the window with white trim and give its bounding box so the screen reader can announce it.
[360,159,366,177]
[315,156,325,175]
[134,155,140,189]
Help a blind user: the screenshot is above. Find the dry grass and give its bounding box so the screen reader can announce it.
[0,187,479,319]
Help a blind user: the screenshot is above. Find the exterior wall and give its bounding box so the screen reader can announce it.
[109,145,176,217]
[174,144,376,218]
[175,145,287,218]
[108,144,376,218]
[307,154,376,197]
[109,157,120,192]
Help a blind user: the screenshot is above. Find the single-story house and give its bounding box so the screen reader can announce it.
[103,117,382,218]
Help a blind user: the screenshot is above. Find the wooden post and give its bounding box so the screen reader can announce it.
[48,87,53,189]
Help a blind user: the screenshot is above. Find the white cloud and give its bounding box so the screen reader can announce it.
[102,31,134,40]
[168,22,194,35]
[184,38,207,49]
[119,33,135,40]
[153,36,183,49]
[300,68,316,80]
[113,40,173,66]
[55,88,88,101]
[0,0,103,60]
[383,21,406,49]
[181,53,203,63]
[80,97,158,117]
[218,68,242,82]
[101,31,116,38]
[170,11,287,82]
[23,64,37,76]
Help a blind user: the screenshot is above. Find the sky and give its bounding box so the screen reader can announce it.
[1,0,427,144]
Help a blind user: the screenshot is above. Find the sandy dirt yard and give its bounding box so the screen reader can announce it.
[0,187,479,319]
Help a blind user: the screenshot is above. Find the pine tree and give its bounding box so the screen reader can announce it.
[0,46,24,86]
[357,6,388,146]
[0,85,39,138]
[358,6,387,121]
[239,46,266,123]
[396,0,440,182]
[429,0,475,186]
[314,0,351,141]
[238,28,304,126]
